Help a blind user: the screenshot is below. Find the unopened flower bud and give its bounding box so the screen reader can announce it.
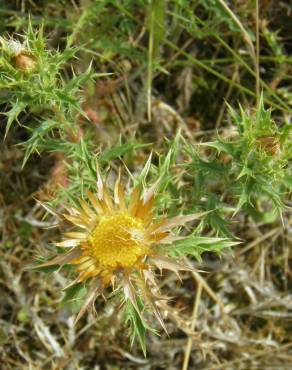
[256,135,281,156]
[0,37,36,73]
[12,52,36,73]
[118,59,132,73]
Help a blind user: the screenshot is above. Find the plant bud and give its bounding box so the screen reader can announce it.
[118,59,132,73]
[12,52,36,73]
[0,37,36,73]
[256,135,280,156]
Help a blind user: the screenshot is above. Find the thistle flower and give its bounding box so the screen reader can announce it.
[38,162,205,336]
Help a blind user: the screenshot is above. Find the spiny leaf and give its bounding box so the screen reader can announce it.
[170,236,239,261]
[124,300,147,356]
[4,101,27,139]
[61,282,87,314]
[99,142,150,164]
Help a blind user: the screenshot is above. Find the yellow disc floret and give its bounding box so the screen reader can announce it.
[89,212,149,268]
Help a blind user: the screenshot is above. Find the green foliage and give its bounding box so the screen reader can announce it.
[61,283,88,314]
[200,0,253,36]
[27,258,61,274]
[170,236,238,262]
[0,23,105,161]
[147,0,166,59]
[99,141,150,165]
[190,96,291,221]
[123,300,149,356]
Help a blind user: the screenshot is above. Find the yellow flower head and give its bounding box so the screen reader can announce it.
[38,163,203,328]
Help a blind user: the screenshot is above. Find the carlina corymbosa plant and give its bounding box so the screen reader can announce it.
[35,158,212,353]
